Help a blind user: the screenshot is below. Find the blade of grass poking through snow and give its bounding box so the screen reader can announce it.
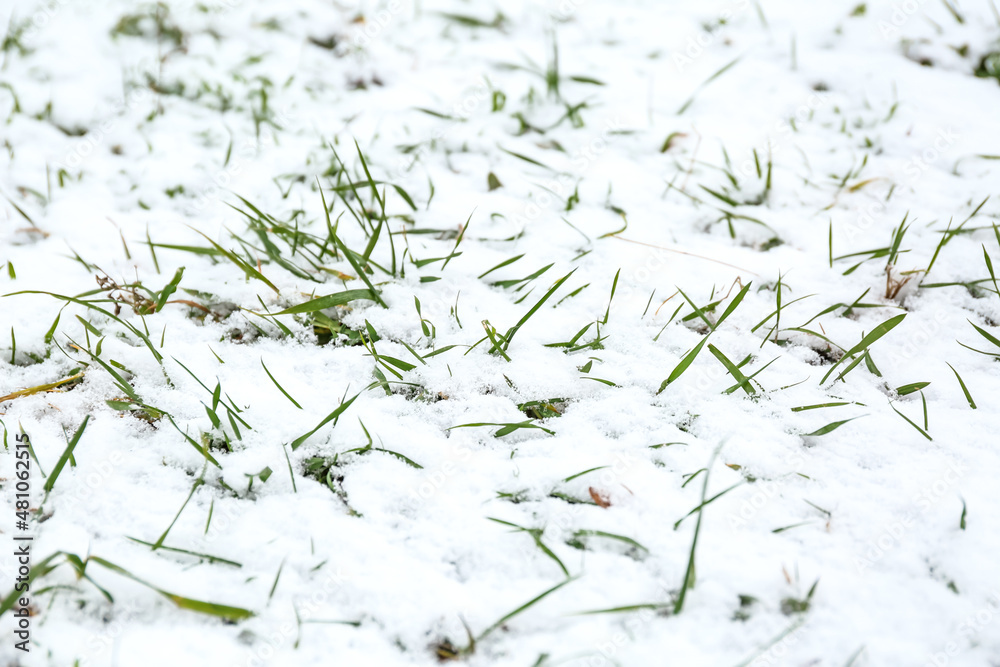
[188,228,278,294]
[712,281,752,329]
[125,538,241,568]
[802,414,866,437]
[895,382,930,396]
[261,359,302,408]
[165,416,221,468]
[958,320,1000,358]
[570,529,649,553]
[601,269,620,324]
[940,0,965,22]
[353,140,384,212]
[472,577,577,648]
[500,269,576,353]
[290,391,360,451]
[946,363,977,409]
[708,345,755,395]
[268,558,286,603]
[562,466,609,482]
[888,401,932,441]
[325,209,387,307]
[448,421,555,437]
[676,290,718,329]
[498,145,555,171]
[658,336,710,394]
[153,478,204,550]
[677,56,742,114]
[488,517,569,577]
[675,444,725,614]
[153,267,184,312]
[43,415,89,494]
[86,556,254,621]
[658,282,751,393]
[478,253,524,280]
[821,314,906,384]
[984,245,999,298]
[673,481,743,530]
[723,356,777,394]
[269,289,377,315]
[791,402,853,412]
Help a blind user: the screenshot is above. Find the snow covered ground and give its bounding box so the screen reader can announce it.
[1,0,1000,665]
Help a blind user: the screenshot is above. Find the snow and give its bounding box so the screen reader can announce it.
[2,0,1000,665]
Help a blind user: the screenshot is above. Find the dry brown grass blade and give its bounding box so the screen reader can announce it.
[0,371,85,404]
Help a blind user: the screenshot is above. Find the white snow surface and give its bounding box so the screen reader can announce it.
[1,0,1000,665]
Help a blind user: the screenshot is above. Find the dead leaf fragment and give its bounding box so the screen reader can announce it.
[589,487,611,508]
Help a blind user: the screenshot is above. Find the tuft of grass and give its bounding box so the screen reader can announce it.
[820,314,906,384]
[658,282,751,393]
[289,390,359,451]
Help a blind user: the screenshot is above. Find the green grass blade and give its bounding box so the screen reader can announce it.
[290,391,360,451]
[707,344,755,395]
[270,289,377,315]
[262,359,303,409]
[43,415,89,494]
[475,577,576,643]
[802,415,866,437]
[658,336,710,393]
[503,270,576,351]
[821,314,906,383]
[946,362,977,409]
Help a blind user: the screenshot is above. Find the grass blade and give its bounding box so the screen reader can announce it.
[821,314,906,383]
[946,362,977,409]
[290,391,360,451]
[261,359,302,409]
[43,415,89,494]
